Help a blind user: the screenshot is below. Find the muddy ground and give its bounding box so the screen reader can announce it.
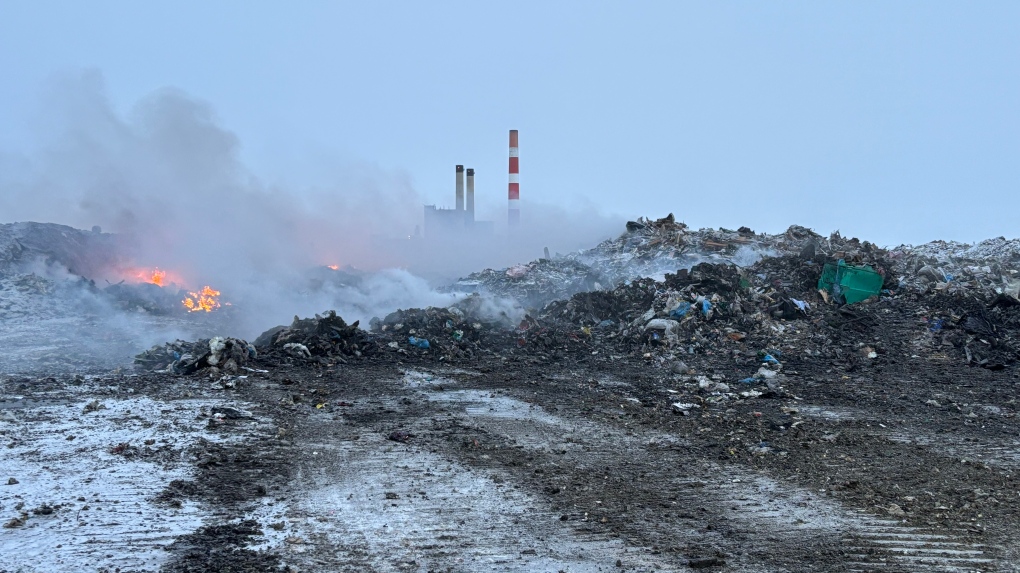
[3,337,1020,572]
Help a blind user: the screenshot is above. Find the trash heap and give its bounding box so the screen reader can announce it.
[254,310,374,364]
[521,256,821,405]
[133,311,374,373]
[0,272,108,323]
[452,216,843,311]
[135,337,256,375]
[0,226,25,274]
[370,294,520,360]
[0,222,122,279]
[538,261,799,354]
[103,281,189,314]
[889,237,1020,298]
[128,216,1020,378]
[576,214,763,284]
[534,243,1020,374]
[449,258,607,310]
[373,217,1020,371]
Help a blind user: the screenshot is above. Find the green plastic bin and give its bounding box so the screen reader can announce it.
[818,260,883,304]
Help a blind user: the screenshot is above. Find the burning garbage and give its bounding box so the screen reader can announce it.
[183,286,222,313]
[101,265,228,315]
[143,268,166,286]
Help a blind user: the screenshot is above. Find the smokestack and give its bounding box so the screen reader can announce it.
[466,168,475,221]
[508,130,519,227]
[455,165,465,211]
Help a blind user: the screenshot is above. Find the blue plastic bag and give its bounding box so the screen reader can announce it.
[408,336,430,349]
[670,302,692,319]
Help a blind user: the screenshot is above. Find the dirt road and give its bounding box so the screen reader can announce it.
[3,350,1019,572]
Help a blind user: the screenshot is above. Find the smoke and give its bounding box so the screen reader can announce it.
[3,71,421,280]
[0,258,197,375]
[0,70,624,340]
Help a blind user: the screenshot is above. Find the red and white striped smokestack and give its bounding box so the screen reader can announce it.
[455,165,465,211]
[508,130,519,227]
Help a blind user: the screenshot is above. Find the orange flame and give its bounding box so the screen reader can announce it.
[120,266,225,313]
[183,286,221,313]
[130,267,183,288]
[327,265,339,270]
[148,269,166,286]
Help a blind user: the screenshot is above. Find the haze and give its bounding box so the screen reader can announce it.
[2,1,1019,248]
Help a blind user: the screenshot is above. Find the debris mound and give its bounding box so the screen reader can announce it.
[103,281,188,314]
[370,294,521,360]
[0,222,122,279]
[377,218,1020,370]
[135,337,256,374]
[449,258,607,310]
[451,217,829,311]
[256,310,374,363]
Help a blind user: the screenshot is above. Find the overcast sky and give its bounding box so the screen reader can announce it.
[2,1,1018,247]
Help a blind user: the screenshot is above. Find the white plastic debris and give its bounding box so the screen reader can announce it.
[671,402,700,414]
[644,318,680,343]
[283,343,312,359]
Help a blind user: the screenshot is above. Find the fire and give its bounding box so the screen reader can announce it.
[183,286,221,313]
[327,265,339,270]
[147,269,166,286]
[120,266,226,313]
[130,267,183,288]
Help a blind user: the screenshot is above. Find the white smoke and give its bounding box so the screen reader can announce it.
[0,70,624,345]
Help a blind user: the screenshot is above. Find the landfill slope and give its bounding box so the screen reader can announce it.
[0,222,124,279]
[4,217,1020,571]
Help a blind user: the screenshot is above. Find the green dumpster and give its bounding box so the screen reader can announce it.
[818,260,883,304]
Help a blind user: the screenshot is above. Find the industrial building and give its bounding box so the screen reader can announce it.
[422,130,519,239]
[423,166,493,238]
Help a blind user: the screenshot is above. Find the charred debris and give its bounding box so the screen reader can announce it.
[133,215,1020,390]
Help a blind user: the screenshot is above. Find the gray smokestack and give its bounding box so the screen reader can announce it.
[466,168,475,221]
[455,165,464,211]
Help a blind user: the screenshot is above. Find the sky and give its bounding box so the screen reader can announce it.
[1,1,1018,247]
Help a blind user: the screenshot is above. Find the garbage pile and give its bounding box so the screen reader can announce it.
[577,214,765,284]
[452,212,1020,314]
[0,272,108,323]
[889,237,1020,299]
[531,233,1020,374]
[451,216,840,311]
[124,215,1020,378]
[0,222,122,279]
[370,294,521,360]
[103,281,190,314]
[0,226,24,274]
[539,261,791,355]
[135,337,256,375]
[449,258,607,310]
[254,310,374,364]
[913,291,1020,370]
